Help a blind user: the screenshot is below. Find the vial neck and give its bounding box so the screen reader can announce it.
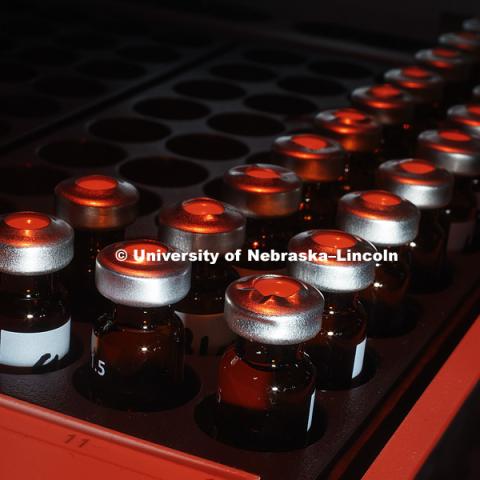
[0,272,59,297]
[236,337,300,367]
[112,303,175,329]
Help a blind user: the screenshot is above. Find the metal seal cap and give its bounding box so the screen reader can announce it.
[55,175,139,230]
[225,274,324,345]
[336,190,420,246]
[223,163,302,218]
[158,197,245,255]
[463,18,480,33]
[272,134,346,182]
[351,84,415,126]
[474,85,480,102]
[95,239,191,308]
[314,107,382,153]
[384,66,445,104]
[447,104,480,138]
[288,229,376,292]
[415,48,472,83]
[439,31,480,59]
[377,159,453,209]
[416,129,480,176]
[0,212,73,275]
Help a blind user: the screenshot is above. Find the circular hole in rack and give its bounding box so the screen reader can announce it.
[278,75,346,96]
[20,46,77,66]
[39,139,126,167]
[309,60,373,80]
[0,62,36,83]
[174,79,245,101]
[245,94,317,115]
[208,112,284,137]
[202,177,224,200]
[167,134,249,161]
[117,45,179,63]
[89,117,170,143]
[120,157,208,187]
[34,74,106,98]
[56,32,116,50]
[136,187,163,216]
[134,97,210,120]
[78,59,145,80]
[0,95,60,117]
[244,49,304,66]
[0,165,67,195]
[210,63,275,83]
[246,150,273,164]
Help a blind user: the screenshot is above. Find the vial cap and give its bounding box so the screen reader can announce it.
[158,197,245,254]
[0,212,73,275]
[272,134,346,182]
[95,239,191,308]
[414,48,472,82]
[416,129,480,176]
[463,18,480,33]
[439,31,480,58]
[288,229,376,292]
[314,107,382,153]
[350,84,415,126]
[55,175,139,230]
[473,84,480,102]
[223,163,302,218]
[377,159,453,209]
[384,66,444,104]
[225,274,324,345]
[447,103,480,138]
[336,190,420,246]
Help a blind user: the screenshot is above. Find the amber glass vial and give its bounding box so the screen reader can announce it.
[223,163,301,275]
[416,129,480,252]
[384,65,445,129]
[272,133,346,230]
[377,159,453,291]
[0,212,73,370]
[92,239,191,410]
[337,190,420,337]
[288,229,376,388]
[158,197,245,356]
[216,274,323,450]
[350,83,415,158]
[55,175,139,313]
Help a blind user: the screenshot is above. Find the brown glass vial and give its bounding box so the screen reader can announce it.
[337,191,420,337]
[158,197,245,356]
[288,230,376,388]
[415,47,472,106]
[416,129,480,252]
[384,65,445,129]
[92,239,190,410]
[223,163,301,275]
[272,133,346,230]
[377,159,453,292]
[55,175,139,317]
[350,83,415,158]
[216,274,323,450]
[0,212,73,371]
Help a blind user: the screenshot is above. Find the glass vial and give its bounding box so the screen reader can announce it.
[92,239,191,410]
[416,129,480,252]
[0,212,73,370]
[337,190,420,337]
[377,159,453,291]
[216,274,323,450]
[55,175,139,316]
[350,83,415,158]
[288,230,376,388]
[223,163,301,275]
[158,197,245,356]
[272,133,346,230]
[314,107,383,191]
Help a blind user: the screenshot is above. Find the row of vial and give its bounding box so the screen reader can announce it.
[0,21,480,450]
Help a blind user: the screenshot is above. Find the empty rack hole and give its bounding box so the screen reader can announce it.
[210,63,275,82]
[134,97,210,120]
[309,60,373,79]
[0,95,60,117]
[0,166,67,195]
[78,59,145,79]
[34,75,106,98]
[89,117,170,143]
[278,75,346,96]
[244,49,304,65]
[208,112,284,137]
[117,45,179,63]
[244,94,317,115]
[174,79,245,100]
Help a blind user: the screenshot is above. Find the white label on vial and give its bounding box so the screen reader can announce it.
[0,319,71,367]
[307,391,316,432]
[352,338,366,379]
[447,220,475,252]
